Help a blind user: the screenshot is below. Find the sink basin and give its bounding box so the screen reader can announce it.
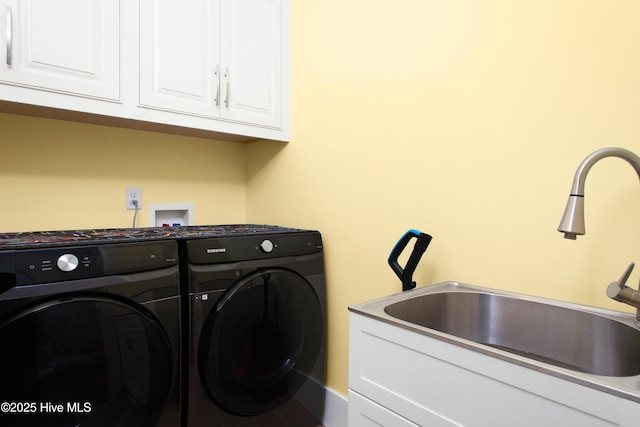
[349,282,640,423]
[384,291,640,377]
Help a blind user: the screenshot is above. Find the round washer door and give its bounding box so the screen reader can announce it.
[0,296,174,427]
[199,268,323,416]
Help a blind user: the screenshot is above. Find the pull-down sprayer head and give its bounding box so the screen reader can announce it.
[558,194,585,240]
[558,147,640,239]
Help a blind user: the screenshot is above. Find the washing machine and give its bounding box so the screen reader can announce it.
[183,229,326,427]
[0,237,181,427]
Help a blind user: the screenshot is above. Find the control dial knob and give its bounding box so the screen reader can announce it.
[259,239,275,253]
[57,254,79,272]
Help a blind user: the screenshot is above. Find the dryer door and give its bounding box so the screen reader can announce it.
[0,296,174,427]
[199,268,323,416]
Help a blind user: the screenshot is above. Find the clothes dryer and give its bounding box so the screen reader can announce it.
[183,230,326,427]
[0,239,181,427]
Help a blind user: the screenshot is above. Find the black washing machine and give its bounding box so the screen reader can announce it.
[183,230,326,427]
[0,239,181,427]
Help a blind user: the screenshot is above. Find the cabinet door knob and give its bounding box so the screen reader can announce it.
[5,7,12,66]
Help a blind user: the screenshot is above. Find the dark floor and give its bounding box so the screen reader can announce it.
[194,397,324,427]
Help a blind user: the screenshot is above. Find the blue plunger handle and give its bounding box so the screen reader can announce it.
[388,229,432,292]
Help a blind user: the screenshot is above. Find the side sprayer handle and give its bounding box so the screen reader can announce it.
[388,229,433,292]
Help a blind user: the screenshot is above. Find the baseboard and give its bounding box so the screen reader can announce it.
[322,387,348,427]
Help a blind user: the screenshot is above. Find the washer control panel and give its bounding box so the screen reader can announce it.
[15,247,100,284]
[12,240,178,285]
[186,232,323,264]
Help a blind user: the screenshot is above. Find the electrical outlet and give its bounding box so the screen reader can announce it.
[126,187,142,210]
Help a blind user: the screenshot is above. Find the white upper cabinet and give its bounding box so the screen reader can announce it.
[139,0,219,117]
[0,0,120,101]
[220,0,281,127]
[0,0,289,141]
[140,0,282,128]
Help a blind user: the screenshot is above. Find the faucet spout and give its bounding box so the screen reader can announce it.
[558,147,640,239]
[559,147,640,315]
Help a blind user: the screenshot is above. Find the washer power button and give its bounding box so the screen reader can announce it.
[57,254,79,272]
[259,239,274,253]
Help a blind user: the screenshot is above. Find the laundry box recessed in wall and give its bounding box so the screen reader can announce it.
[149,203,194,227]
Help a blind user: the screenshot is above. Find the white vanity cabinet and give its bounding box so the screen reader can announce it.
[349,312,640,427]
[0,0,120,101]
[140,0,282,128]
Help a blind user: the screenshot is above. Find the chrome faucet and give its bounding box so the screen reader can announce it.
[558,147,640,319]
[606,262,640,321]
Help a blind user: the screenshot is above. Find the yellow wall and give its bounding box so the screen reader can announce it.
[3,0,640,403]
[0,113,247,231]
[247,0,640,396]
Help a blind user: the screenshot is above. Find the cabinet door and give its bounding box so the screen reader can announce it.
[139,0,220,117]
[0,0,120,101]
[220,0,281,128]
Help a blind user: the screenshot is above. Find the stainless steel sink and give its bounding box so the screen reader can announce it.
[384,290,640,377]
[349,281,640,402]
